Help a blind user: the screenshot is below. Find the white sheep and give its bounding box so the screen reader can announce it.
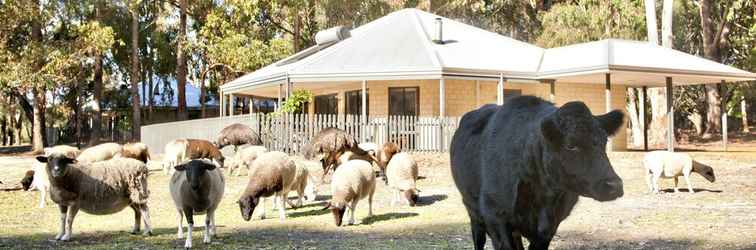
[324,159,376,226]
[170,159,225,248]
[385,152,419,206]
[76,142,123,163]
[35,154,152,241]
[227,145,268,176]
[237,151,297,221]
[289,157,320,206]
[163,139,188,175]
[644,151,716,193]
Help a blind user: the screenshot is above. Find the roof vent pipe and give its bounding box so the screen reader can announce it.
[315,26,351,46]
[433,17,444,44]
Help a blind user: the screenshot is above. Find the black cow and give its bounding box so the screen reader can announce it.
[450,96,625,250]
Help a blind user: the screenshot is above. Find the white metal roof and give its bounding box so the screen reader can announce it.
[222,8,756,93]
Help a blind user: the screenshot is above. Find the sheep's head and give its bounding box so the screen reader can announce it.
[323,202,346,226]
[20,170,34,191]
[698,165,716,183]
[36,153,76,178]
[237,195,260,221]
[403,188,420,206]
[175,160,216,191]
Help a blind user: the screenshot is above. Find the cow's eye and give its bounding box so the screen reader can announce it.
[565,144,579,151]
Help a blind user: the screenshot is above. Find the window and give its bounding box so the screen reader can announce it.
[314,94,338,115]
[345,90,368,115]
[389,87,419,116]
[253,97,276,114]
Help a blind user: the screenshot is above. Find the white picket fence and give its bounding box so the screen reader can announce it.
[141,114,460,155]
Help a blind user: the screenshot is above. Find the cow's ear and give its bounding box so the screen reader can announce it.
[596,110,624,136]
[540,114,562,145]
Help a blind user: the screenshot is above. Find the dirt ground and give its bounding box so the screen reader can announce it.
[1,151,755,249]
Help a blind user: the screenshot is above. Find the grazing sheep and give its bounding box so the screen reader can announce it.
[227,146,268,176]
[385,152,419,206]
[290,157,320,205]
[35,154,152,241]
[238,151,297,221]
[324,159,376,226]
[644,151,716,193]
[185,139,225,167]
[303,127,370,177]
[164,139,188,175]
[217,123,262,151]
[76,143,122,163]
[170,159,225,248]
[121,142,151,163]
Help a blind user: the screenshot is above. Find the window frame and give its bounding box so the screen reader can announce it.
[388,87,420,117]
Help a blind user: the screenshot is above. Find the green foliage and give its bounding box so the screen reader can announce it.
[279,89,313,114]
[536,0,646,47]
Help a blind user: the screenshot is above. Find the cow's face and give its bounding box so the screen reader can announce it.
[36,154,76,178]
[541,102,624,202]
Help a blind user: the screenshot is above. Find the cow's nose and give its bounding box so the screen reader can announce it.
[604,179,624,196]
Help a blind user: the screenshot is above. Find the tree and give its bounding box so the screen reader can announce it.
[90,1,105,145]
[176,0,188,120]
[129,0,141,140]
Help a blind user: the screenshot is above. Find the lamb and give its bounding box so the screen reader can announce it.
[185,139,225,167]
[324,159,376,226]
[226,145,268,176]
[170,159,225,248]
[217,123,263,151]
[35,154,152,241]
[237,151,297,221]
[121,142,151,163]
[76,142,122,163]
[289,157,321,206]
[163,139,188,175]
[385,152,419,206]
[644,151,716,193]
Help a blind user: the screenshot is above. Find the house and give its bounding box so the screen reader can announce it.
[216,8,755,152]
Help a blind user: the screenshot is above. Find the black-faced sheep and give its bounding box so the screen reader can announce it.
[385,152,419,206]
[23,145,82,208]
[238,151,296,221]
[170,159,225,248]
[121,142,151,163]
[644,151,716,193]
[226,145,268,176]
[324,159,376,226]
[163,139,188,175]
[76,142,122,163]
[35,154,152,241]
[217,123,263,151]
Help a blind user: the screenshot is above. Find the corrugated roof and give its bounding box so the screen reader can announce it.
[223,8,755,92]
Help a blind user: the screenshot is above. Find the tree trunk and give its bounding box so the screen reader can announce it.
[699,0,723,137]
[627,88,643,147]
[90,4,103,146]
[741,98,749,132]
[200,63,208,118]
[648,88,669,146]
[31,87,45,152]
[176,0,188,120]
[148,65,154,122]
[130,4,141,141]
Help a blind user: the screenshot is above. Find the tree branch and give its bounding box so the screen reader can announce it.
[712,1,733,49]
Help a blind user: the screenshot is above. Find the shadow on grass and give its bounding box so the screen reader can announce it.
[287,206,330,218]
[3,224,756,250]
[415,194,447,206]
[361,212,419,225]
[659,188,723,193]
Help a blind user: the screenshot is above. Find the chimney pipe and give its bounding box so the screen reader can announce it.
[434,17,443,44]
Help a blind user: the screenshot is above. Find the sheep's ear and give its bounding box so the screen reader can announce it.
[174,164,187,171]
[62,158,77,165]
[596,110,625,136]
[204,162,217,171]
[36,156,48,163]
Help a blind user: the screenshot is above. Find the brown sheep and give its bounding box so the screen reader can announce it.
[121,142,151,163]
[186,139,225,167]
[217,123,262,151]
[303,128,370,178]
